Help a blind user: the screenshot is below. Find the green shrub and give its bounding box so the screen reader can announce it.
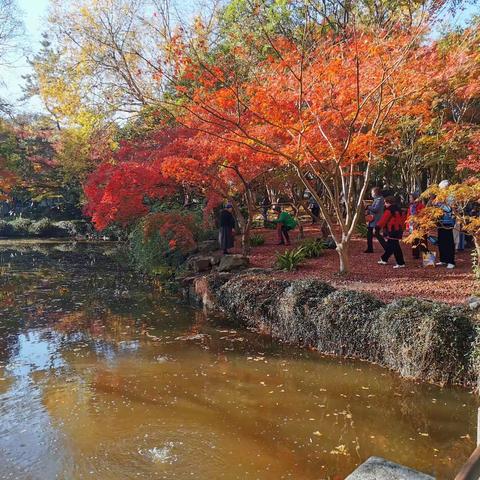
[129,224,179,274]
[196,228,218,242]
[29,219,54,237]
[128,211,199,274]
[28,220,77,238]
[313,290,385,359]
[264,220,276,229]
[9,218,32,237]
[249,234,265,247]
[252,218,265,228]
[0,220,13,237]
[53,221,77,237]
[356,222,369,238]
[70,220,89,235]
[301,238,325,258]
[376,298,475,385]
[275,247,306,271]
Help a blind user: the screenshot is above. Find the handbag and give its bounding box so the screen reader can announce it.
[365,214,374,224]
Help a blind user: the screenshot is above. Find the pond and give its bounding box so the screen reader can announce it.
[0,240,477,480]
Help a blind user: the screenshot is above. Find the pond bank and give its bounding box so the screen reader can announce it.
[183,268,480,390]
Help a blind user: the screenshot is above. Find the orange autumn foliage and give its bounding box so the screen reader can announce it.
[0,158,17,201]
[168,28,437,271]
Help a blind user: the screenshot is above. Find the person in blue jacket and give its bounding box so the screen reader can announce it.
[364,187,387,253]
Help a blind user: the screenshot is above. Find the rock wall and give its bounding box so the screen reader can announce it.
[184,269,479,388]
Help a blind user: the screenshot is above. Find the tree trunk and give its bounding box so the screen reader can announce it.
[474,237,480,280]
[241,223,251,256]
[298,221,305,239]
[292,205,304,239]
[336,241,350,274]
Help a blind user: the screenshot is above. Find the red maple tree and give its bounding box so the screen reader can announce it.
[165,28,435,272]
[83,149,177,230]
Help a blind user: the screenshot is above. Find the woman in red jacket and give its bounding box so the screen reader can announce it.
[377,196,406,268]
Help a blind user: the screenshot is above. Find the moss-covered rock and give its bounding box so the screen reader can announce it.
[53,221,77,237]
[314,290,385,359]
[471,325,480,394]
[275,280,336,347]
[217,275,291,330]
[29,218,54,236]
[9,218,33,237]
[376,298,475,385]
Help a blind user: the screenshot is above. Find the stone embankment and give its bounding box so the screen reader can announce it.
[181,257,479,389]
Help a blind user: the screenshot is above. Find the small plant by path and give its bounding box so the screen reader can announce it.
[275,247,306,271]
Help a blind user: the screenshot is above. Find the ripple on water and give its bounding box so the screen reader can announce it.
[139,442,182,464]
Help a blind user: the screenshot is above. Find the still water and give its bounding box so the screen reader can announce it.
[0,240,477,480]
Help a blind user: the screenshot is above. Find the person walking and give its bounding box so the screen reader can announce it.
[273,205,297,245]
[364,187,386,253]
[377,196,406,268]
[406,193,426,259]
[308,196,320,224]
[219,203,235,255]
[435,180,456,269]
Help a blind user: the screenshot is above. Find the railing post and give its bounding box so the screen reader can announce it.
[477,407,480,447]
[455,408,480,479]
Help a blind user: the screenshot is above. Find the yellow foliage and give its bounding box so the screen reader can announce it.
[406,180,480,244]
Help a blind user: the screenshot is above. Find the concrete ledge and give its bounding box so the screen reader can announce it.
[346,457,434,480]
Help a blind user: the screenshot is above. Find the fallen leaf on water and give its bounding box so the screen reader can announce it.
[330,445,348,456]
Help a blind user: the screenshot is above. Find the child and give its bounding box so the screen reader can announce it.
[406,193,426,259]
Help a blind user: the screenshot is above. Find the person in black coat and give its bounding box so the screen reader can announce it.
[219,204,235,254]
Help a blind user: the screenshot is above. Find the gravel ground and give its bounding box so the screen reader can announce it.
[230,226,475,305]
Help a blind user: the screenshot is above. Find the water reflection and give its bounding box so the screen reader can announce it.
[0,241,477,479]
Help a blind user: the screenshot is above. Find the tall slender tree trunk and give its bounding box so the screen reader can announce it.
[474,237,480,282]
[241,223,251,256]
[232,198,253,256]
[336,240,350,275]
[292,204,304,239]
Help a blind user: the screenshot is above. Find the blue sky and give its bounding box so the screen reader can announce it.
[1,0,49,112]
[1,0,478,115]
